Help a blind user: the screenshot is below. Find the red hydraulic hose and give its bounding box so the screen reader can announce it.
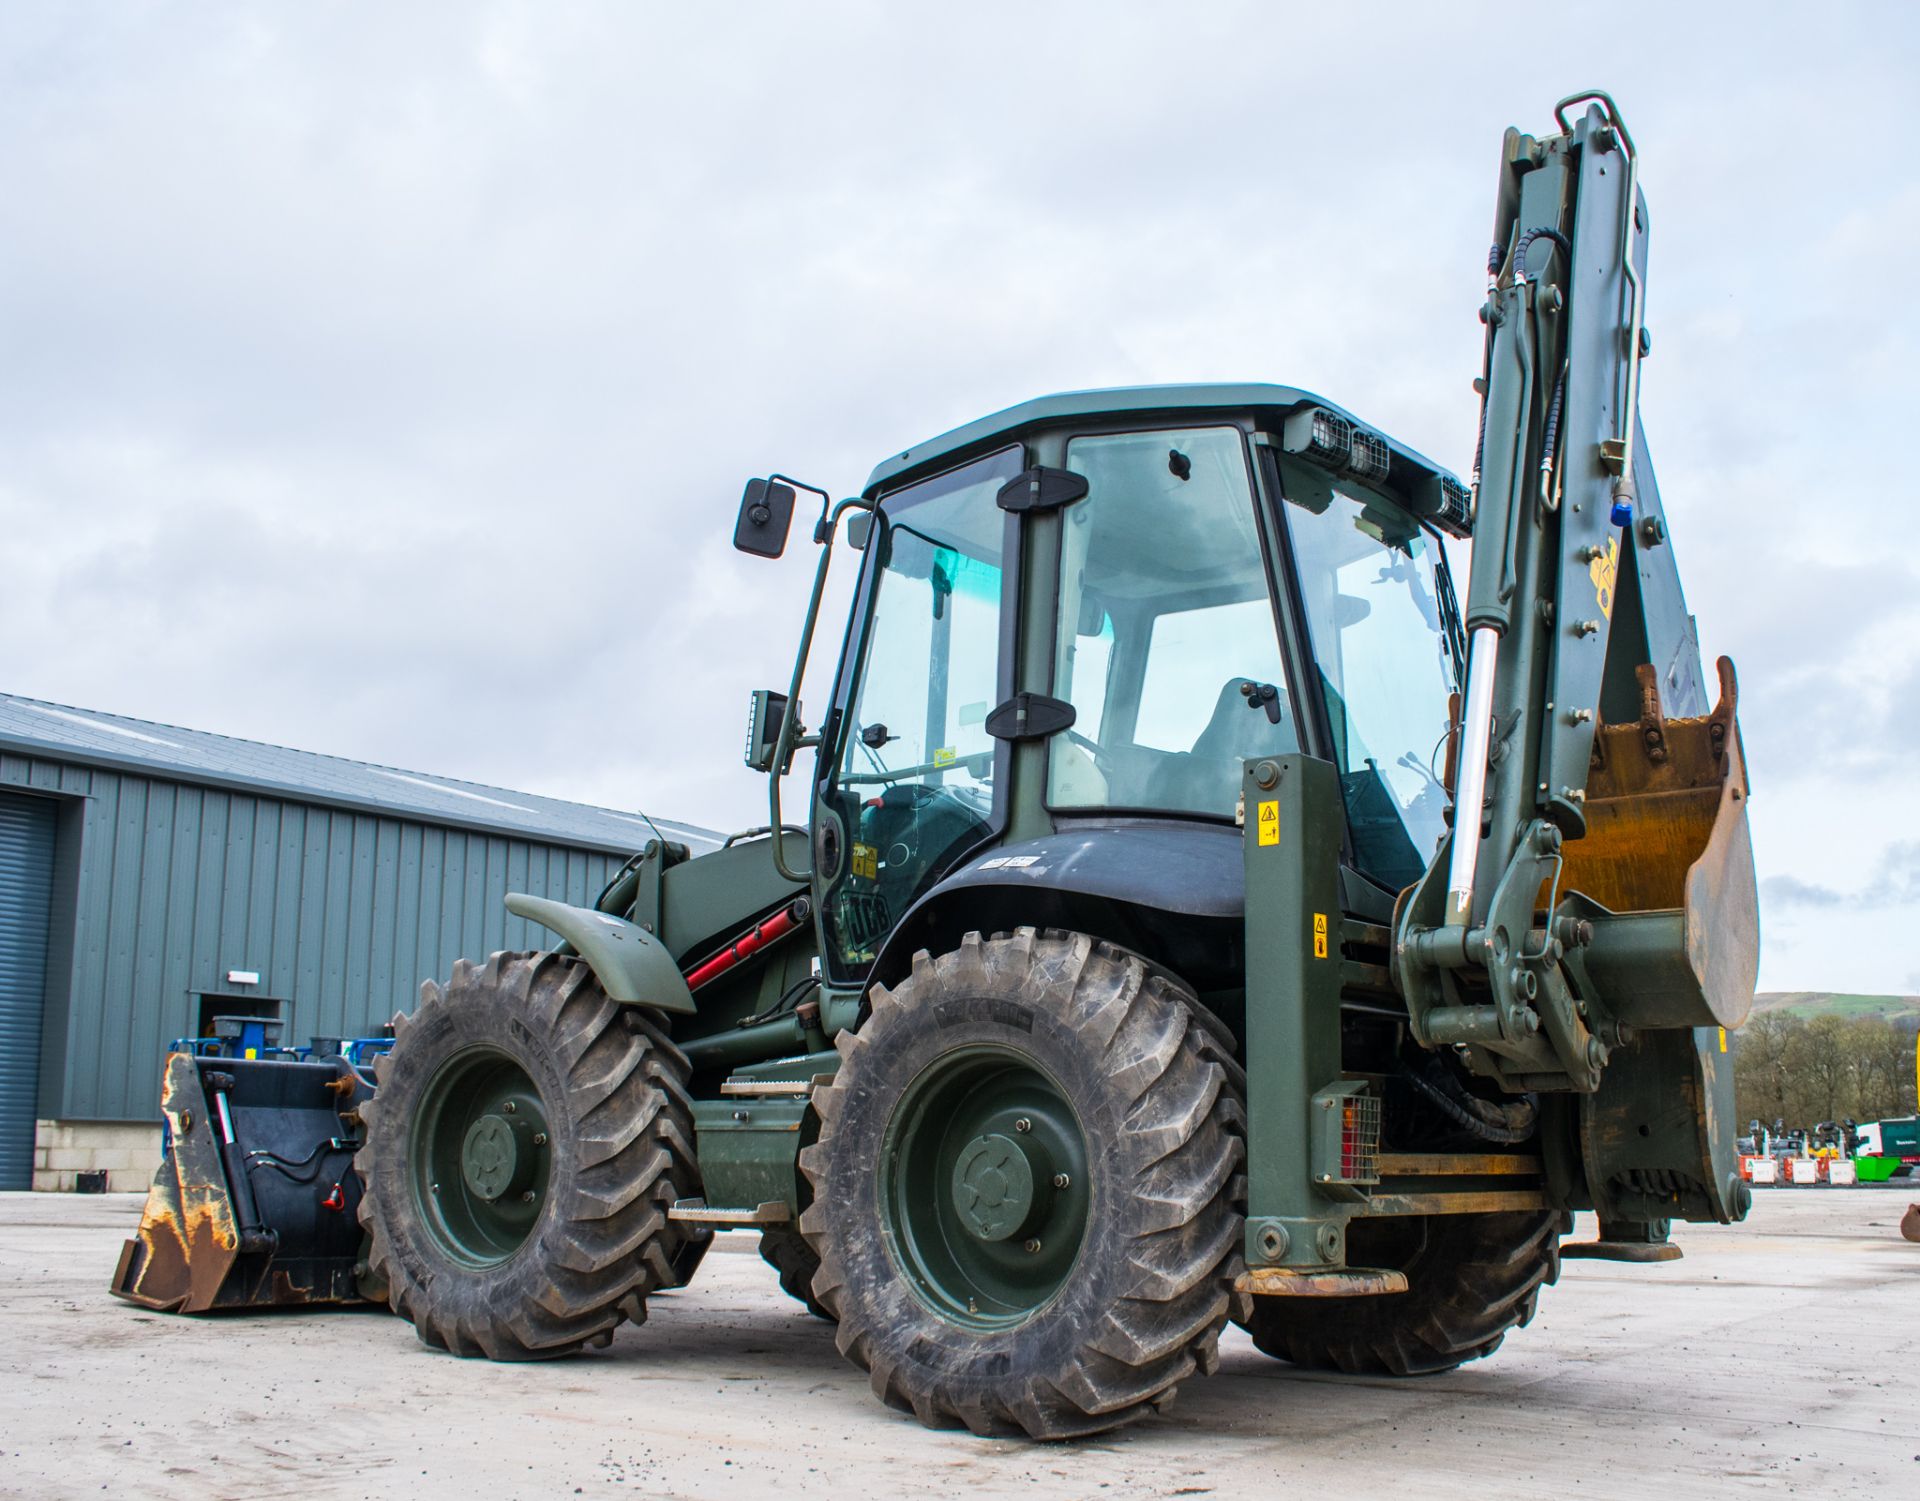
[683,900,809,991]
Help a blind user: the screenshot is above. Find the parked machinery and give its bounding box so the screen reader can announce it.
[118,92,1758,1438]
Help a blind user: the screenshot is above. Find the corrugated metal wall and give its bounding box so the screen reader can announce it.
[0,753,623,1122]
[0,792,57,1187]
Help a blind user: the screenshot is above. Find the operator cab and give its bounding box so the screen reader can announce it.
[738,385,1470,986]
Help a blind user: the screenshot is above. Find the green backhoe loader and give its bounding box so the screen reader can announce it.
[114,91,1758,1439]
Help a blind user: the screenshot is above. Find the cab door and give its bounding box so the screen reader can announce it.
[814,446,1024,980]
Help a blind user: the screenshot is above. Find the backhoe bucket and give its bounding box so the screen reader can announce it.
[1560,656,1759,1032]
[1558,657,1758,1228]
[110,1052,381,1312]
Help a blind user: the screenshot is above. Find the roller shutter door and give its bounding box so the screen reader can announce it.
[0,793,55,1189]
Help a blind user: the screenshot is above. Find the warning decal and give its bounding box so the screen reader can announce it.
[1257,799,1279,846]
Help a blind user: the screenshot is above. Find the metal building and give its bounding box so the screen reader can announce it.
[0,693,716,1191]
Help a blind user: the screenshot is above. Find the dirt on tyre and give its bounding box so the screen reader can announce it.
[799,928,1246,1438]
[1238,1209,1563,1375]
[356,951,701,1359]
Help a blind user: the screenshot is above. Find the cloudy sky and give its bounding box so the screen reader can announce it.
[3,4,1915,994]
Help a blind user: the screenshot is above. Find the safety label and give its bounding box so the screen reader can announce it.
[1313,912,1328,959]
[1257,799,1279,846]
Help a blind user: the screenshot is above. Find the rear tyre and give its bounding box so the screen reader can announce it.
[800,929,1246,1438]
[758,1227,833,1319]
[356,951,701,1358]
[1237,1210,1563,1375]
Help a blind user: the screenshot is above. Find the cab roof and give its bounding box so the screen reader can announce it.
[862,382,1458,495]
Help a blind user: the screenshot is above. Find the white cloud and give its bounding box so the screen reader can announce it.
[2,1,1913,992]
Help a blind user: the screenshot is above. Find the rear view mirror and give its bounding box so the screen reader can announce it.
[734,479,796,558]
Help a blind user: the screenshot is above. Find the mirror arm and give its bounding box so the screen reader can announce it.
[768,474,833,545]
[766,496,877,885]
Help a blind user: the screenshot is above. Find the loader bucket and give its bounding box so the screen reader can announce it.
[1559,656,1759,1032]
[110,1052,382,1313]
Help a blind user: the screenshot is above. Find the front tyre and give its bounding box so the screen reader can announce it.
[799,929,1246,1438]
[355,951,701,1358]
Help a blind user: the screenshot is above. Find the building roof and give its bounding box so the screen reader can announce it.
[862,381,1458,493]
[0,692,721,857]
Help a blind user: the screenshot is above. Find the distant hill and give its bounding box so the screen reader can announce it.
[1752,993,1920,1023]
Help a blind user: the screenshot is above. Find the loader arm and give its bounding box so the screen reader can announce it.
[1393,93,1758,1227]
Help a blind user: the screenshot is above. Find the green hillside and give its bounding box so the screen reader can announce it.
[1752,992,1920,1023]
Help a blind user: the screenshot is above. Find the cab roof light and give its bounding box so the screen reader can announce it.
[1282,403,1472,539]
[1282,405,1354,472]
[1282,404,1392,485]
[1348,427,1391,482]
[1415,472,1475,539]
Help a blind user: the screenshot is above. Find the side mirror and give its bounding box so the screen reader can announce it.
[744,689,799,774]
[734,478,796,558]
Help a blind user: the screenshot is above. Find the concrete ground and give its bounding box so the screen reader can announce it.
[0,1190,1914,1500]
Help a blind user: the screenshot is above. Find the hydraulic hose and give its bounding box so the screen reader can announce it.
[1404,1065,1537,1145]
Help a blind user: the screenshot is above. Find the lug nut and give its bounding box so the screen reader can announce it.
[1023,1238,1042,1253]
[1014,1118,1032,1133]
[532,1132,548,1147]
[503,1101,516,1114]
[1052,1173,1069,1189]
[521,1190,536,1203]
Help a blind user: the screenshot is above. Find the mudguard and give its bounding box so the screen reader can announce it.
[505,893,697,1015]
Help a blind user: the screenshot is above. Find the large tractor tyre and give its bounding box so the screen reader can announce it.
[1237,1209,1563,1376]
[355,951,702,1359]
[758,1227,833,1320]
[799,929,1247,1439]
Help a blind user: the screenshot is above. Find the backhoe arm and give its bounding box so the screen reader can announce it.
[1393,93,1758,1227]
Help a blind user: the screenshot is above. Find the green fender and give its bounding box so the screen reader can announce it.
[504,893,697,1016]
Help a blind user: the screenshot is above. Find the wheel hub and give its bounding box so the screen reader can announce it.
[882,1045,1090,1328]
[461,1113,528,1201]
[951,1133,1042,1241]
[411,1047,553,1267]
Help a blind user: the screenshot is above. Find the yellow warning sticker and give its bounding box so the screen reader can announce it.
[1313,913,1328,959]
[1717,1027,1728,1054]
[852,843,878,880]
[1257,799,1279,846]
[933,746,956,768]
[1589,536,1619,620]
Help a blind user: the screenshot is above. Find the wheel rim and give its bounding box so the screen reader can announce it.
[881,1044,1090,1329]
[410,1045,553,1267]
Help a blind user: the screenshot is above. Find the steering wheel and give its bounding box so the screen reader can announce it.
[1063,728,1116,774]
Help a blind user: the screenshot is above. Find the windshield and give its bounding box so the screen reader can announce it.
[1048,427,1297,817]
[818,446,1020,972]
[1280,457,1457,891]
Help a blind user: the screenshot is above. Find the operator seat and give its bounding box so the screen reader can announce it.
[1150,678,1299,814]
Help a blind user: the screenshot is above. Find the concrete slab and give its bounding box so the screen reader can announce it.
[0,1188,1914,1499]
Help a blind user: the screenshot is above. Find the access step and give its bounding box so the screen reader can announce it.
[668,1197,792,1226]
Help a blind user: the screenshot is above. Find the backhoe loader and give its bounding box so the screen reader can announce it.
[114,91,1758,1439]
